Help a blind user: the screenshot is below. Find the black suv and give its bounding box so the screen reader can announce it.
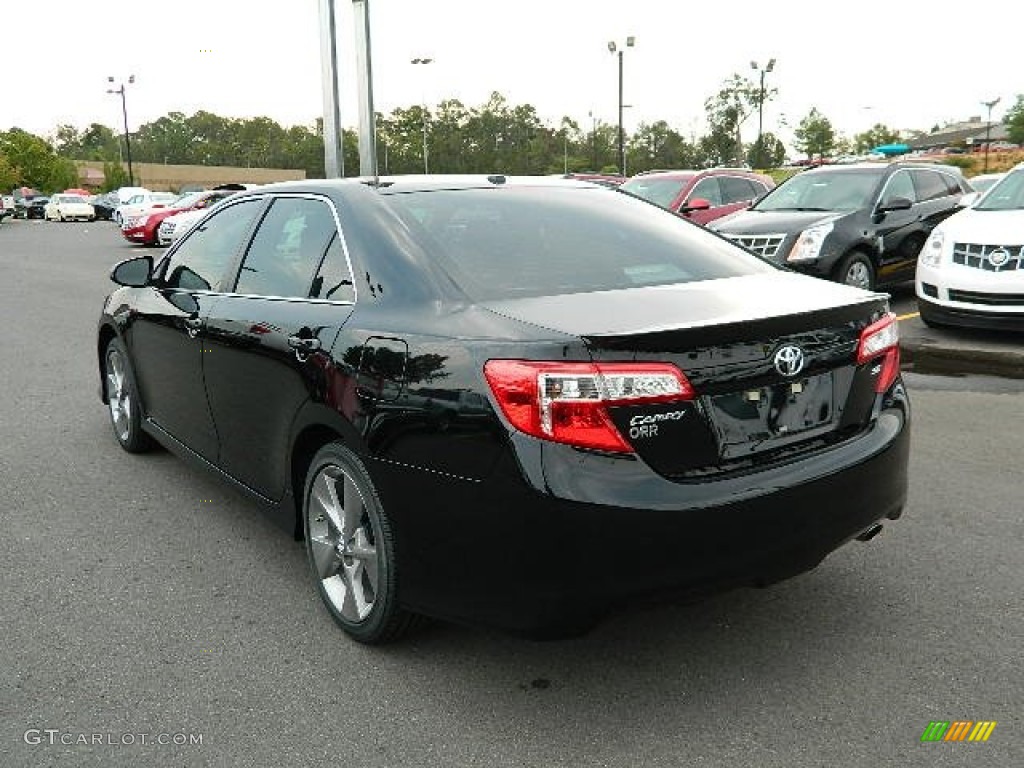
[710,162,973,290]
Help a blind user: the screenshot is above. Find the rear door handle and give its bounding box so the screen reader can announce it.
[183,316,202,337]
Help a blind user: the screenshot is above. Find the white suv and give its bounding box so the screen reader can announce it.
[916,163,1024,330]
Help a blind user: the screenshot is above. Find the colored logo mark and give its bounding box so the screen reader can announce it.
[920,721,997,743]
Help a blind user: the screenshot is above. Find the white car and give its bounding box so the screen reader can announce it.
[44,194,96,222]
[156,208,206,246]
[917,163,1024,331]
[115,191,179,227]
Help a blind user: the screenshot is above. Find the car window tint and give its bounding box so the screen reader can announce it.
[381,187,776,301]
[689,177,723,206]
[719,176,757,204]
[233,197,338,298]
[162,199,262,292]
[911,170,950,202]
[940,173,964,196]
[883,171,916,204]
[309,232,355,302]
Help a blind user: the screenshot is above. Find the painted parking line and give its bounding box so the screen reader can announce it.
[897,311,920,321]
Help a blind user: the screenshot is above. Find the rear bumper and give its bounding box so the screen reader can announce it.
[374,389,910,636]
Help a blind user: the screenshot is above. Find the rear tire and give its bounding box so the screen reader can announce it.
[835,250,875,291]
[303,442,417,644]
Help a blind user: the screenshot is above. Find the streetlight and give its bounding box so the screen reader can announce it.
[981,96,1001,173]
[411,57,433,174]
[607,36,635,176]
[106,75,135,186]
[750,58,775,169]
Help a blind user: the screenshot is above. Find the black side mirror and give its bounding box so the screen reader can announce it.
[110,256,153,287]
[877,196,913,213]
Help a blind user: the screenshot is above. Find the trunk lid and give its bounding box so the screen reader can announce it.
[482,272,892,478]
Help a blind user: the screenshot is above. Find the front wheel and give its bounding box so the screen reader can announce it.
[303,442,416,644]
[835,251,876,291]
[104,338,153,453]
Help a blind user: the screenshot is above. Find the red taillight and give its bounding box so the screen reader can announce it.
[483,360,695,453]
[857,313,900,393]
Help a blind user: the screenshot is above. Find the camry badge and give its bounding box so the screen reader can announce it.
[774,345,805,377]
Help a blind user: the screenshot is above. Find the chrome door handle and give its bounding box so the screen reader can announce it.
[184,316,202,338]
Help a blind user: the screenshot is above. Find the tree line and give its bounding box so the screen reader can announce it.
[5,74,1023,193]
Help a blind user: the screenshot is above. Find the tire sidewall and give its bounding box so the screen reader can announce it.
[837,251,875,291]
[303,442,398,642]
[104,337,150,452]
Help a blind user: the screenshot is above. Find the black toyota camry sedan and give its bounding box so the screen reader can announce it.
[97,176,910,643]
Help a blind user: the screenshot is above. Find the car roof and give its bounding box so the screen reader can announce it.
[236,175,605,197]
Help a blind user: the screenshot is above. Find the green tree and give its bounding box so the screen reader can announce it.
[1005,95,1024,145]
[0,129,78,191]
[853,123,902,153]
[745,131,786,168]
[705,73,775,165]
[627,121,695,173]
[793,108,837,160]
[101,160,130,192]
[0,151,18,190]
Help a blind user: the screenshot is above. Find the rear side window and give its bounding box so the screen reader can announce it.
[911,170,951,202]
[309,233,356,302]
[233,197,338,298]
[381,186,775,301]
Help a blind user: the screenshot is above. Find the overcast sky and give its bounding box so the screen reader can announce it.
[4,0,1019,152]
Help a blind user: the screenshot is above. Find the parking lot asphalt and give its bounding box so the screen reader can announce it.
[1,218,1022,767]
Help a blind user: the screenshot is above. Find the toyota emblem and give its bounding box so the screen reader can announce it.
[774,345,805,377]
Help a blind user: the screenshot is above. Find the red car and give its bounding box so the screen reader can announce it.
[120,187,241,246]
[621,168,775,225]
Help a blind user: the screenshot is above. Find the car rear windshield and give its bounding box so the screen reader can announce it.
[620,176,693,208]
[975,170,1024,211]
[755,169,884,212]
[381,186,776,300]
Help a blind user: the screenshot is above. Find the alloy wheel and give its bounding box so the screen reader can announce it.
[106,347,132,442]
[307,464,379,623]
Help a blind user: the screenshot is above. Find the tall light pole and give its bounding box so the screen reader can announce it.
[750,58,775,169]
[411,57,433,174]
[981,97,1001,174]
[106,75,135,186]
[607,36,635,176]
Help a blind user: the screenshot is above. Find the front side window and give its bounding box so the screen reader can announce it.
[881,171,916,205]
[689,177,723,206]
[719,176,758,204]
[162,198,263,291]
[233,197,339,298]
